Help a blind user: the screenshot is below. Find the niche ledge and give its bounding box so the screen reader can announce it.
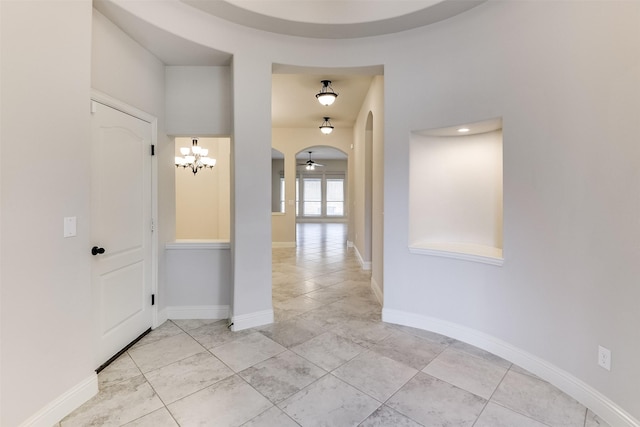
[409,242,504,266]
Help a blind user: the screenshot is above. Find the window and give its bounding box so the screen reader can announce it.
[280,177,285,213]
[303,177,322,216]
[326,178,344,216]
[297,172,346,218]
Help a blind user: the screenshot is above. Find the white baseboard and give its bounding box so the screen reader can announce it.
[272,242,296,248]
[166,305,230,320]
[231,309,274,331]
[382,308,640,427]
[371,277,383,305]
[19,374,98,427]
[155,307,168,327]
[353,245,372,270]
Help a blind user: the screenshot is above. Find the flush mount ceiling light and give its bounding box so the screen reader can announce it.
[457,127,470,133]
[175,138,217,175]
[319,117,334,135]
[315,80,338,106]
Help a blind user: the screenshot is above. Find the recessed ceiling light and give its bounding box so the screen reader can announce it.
[458,127,470,133]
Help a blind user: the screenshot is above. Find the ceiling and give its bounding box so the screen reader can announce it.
[181,0,486,39]
[272,71,376,130]
[94,0,485,158]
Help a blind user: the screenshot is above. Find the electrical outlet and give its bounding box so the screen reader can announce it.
[598,345,611,371]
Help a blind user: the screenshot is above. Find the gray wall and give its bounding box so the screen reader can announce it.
[112,1,640,421]
[3,1,640,425]
[1,2,94,425]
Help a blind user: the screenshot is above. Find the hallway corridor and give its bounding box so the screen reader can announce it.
[60,223,608,426]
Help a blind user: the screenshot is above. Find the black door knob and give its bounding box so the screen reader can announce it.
[91,246,105,256]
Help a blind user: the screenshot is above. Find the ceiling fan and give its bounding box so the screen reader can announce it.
[298,151,324,170]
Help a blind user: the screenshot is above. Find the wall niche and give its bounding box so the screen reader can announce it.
[409,118,503,265]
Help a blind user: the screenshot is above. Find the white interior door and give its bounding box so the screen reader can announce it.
[91,100,153,366]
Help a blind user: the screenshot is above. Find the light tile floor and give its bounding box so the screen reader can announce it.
[60,223,610,427]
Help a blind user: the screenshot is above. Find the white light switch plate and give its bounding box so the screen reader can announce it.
[64,216,77,237]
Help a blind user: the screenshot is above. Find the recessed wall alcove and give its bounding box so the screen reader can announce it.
[409,118,503,265]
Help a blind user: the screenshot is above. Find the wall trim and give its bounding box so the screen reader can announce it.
[166,240,231,250]
[272,241,296,248]
[371,277,383,305]
[19,375,98,427]
[231,309,274,331]
[156,307,168,327]
[353,245,372,270]
[382,308,640,427]
[166,305,230,320]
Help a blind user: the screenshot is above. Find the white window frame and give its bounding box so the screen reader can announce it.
[296,171,346,218]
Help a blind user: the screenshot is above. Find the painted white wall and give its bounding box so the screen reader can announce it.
[110,1,640,422]
[165,66,232,136]
[0,2,94,425]
[229,54,274,329]
[352,77,384,289]
[409,130,503,250]
[175,137,231,240]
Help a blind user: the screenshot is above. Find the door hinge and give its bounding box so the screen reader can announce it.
[151,294,155,306]
[151,145,155,156]
[151,218,155,233]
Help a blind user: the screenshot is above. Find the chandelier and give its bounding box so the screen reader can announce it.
[175,138,216,175]
[315,80,338,106]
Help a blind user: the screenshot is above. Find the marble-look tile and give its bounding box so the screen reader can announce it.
[239,350,326,403]
[144,351,233,404]
[474,402,548,427]
[210,332,286,372]
[386,372,486,427]
[422,347,508,399]
[298,303,355,328]
[128,332,205,373]
[242,406,299,427]
[172,318,224,332]
[132,321,183,348]
[359,405,423,427]
[186,320,253,349]
[291,331,365,371]
[491,370,586,427]
[333,318,394,347]
[509,363,543,380]
[306,286,351,304]
[280,375,380,427]
[167,375,273,427]
[449,340,512,369]
[122,407,178,426]
[258,317,326,348]
[333,351,417,402]
[98,353,141,389]
[585,409,611,427]
[388,324,457,345]
[307,272,347,287]
[61,375,163,427]
[273,294,325,313]
[370,330,446,370]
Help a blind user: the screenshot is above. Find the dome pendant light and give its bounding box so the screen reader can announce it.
[315,80,338,106]
[319,117,334,135]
